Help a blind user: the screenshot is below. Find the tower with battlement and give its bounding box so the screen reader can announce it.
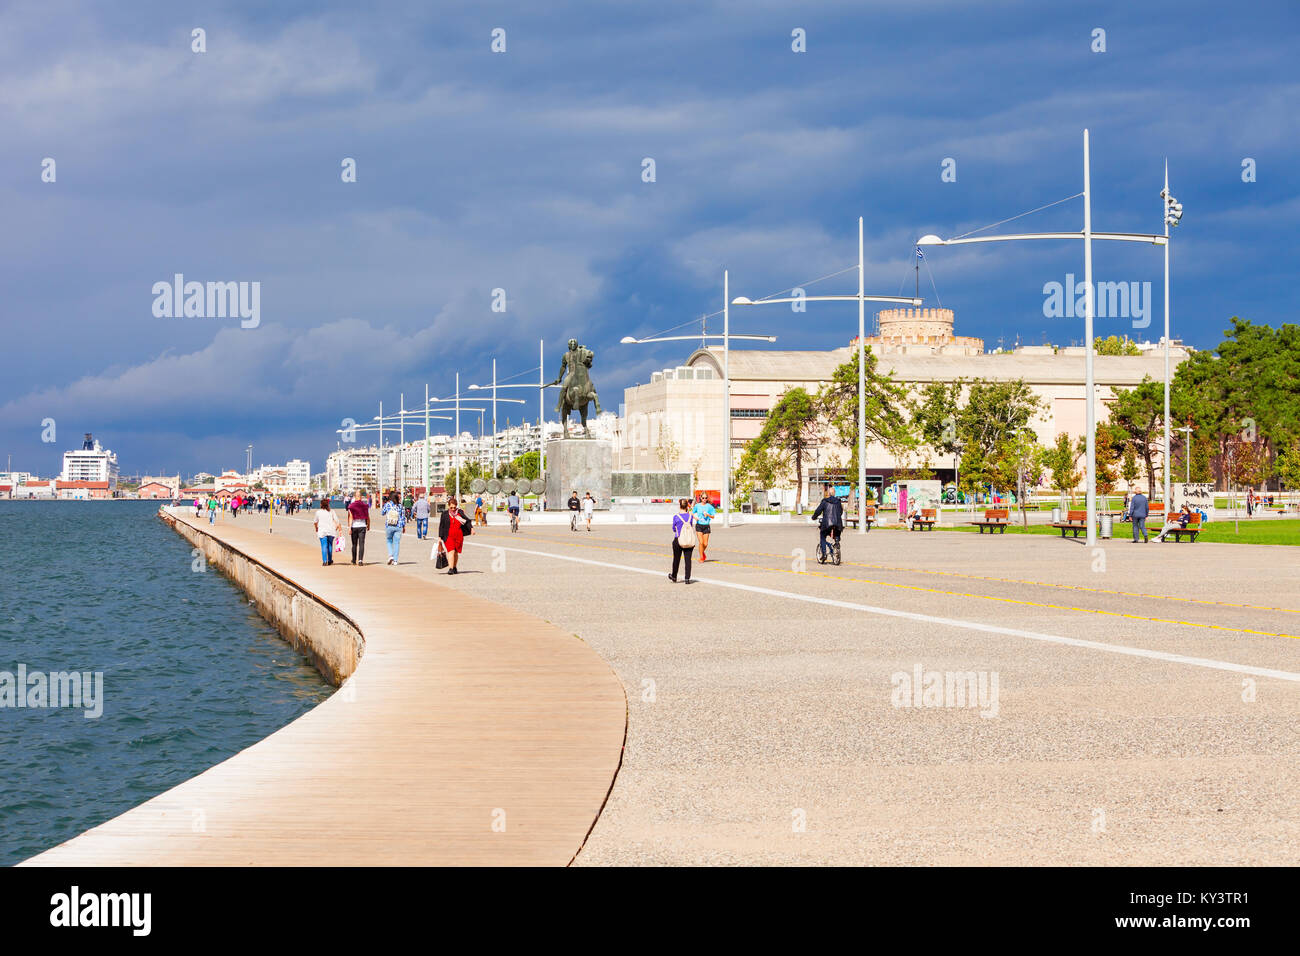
[854,307,984,356]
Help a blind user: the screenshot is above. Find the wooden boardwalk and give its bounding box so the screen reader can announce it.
[22,509,626,866]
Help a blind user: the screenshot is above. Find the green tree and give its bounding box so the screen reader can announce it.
[444,461,487,497]
[1094,335,1141,356]
[1107,377,1165,494]
[742,387,821,510]
[1044,432,1081,504]
[497,451,540,481]
[1275,446,1300,490]
[818,350,914,474]
[913,378,1043,496]
[1119,443,1139,489]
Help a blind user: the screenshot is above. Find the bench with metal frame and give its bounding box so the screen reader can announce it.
[970,508,1010,534]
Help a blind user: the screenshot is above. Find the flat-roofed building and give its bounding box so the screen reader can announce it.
[620,309,1190,497]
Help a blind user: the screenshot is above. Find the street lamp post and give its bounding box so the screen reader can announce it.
[917,130,1169,547]
[621,320,776,526]
[465,357,539,482]
[1161,166,1184,508]
[732,218,922,532]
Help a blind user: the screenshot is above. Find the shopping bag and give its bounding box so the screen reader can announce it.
[334,534,345,554]
[432,541,448,569]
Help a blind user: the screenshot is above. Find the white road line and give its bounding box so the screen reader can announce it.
[470,542,1300,684]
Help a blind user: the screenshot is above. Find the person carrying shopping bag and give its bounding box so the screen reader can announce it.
[313,499,340,566]
[434,496,473,574]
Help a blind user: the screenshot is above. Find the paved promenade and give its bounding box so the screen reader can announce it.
[23,507,626,866]
[305,509,1295,866]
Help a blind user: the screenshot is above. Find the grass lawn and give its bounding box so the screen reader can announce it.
[932,517,1300,545]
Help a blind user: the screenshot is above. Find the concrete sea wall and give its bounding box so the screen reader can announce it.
[160,509,362,684]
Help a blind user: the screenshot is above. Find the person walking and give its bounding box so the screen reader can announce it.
[811,484,845,563]
[1246,490,1255,517]
[475,494,486,527]
[413,493,431,540]
[347,492,371,565]
[568,490,580,532]
[691,493,717,561]
[314,499,340,566]
[1129,488,1150,543]
[194,496,203,518]
[402,490,414,524]
[207,496,217,524]
[582,491,595,532]
[381,491,406,565]
[669,498,696,583]
[437,496,473,574]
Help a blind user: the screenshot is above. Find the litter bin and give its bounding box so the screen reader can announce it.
[1099,513,1113,539]
[1050,507,1061,524]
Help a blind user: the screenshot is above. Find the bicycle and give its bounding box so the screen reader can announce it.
[816,529,842,566]
[510,509,520,533]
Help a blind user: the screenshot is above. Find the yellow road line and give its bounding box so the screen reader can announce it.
[489,529,1300,641]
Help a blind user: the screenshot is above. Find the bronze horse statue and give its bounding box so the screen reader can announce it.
[548,339,602,437]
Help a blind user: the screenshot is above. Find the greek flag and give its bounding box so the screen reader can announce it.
[916,247,925,260]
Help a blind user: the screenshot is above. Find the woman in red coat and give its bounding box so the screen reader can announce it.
[436,496,473,574]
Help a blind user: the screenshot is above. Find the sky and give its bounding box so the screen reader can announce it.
[2,0,1297,479]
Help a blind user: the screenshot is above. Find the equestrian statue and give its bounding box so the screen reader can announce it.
[547,338,602,437]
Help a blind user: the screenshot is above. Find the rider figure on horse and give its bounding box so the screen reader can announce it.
[547,338,602,436]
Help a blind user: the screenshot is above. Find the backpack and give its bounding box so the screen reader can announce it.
[676,514,697,548]
[385,504,401,526]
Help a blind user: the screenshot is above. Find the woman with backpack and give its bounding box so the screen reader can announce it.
[669,497,697,584]
[381,491,406,565]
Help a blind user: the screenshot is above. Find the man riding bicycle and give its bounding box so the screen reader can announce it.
[507,490,521,531]
[810,484,844,565]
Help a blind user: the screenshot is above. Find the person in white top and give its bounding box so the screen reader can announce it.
[582,492,595,532]
[313,499,341,566]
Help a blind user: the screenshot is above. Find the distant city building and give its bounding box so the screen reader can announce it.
[215,470,249,493]
[61,433,119,489]
[11,479,54,498]
[55,480,112,500]
[138,475,181,498]
[326,447,379,494]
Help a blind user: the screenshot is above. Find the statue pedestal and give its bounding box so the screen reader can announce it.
[545,439,612,510]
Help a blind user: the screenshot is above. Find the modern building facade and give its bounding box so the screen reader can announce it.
[619,308,1190,498]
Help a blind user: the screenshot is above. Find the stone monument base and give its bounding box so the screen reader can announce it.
[545,439,613,511]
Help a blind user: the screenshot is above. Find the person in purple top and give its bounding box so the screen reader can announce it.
[669,498,697,584]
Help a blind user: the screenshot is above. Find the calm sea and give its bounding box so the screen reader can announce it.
[0,499,331,865]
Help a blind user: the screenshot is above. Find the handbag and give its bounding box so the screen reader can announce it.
[676,515,697,548]
[435,548,449,570]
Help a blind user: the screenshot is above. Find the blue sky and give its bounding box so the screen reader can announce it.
[2,0,1296,478]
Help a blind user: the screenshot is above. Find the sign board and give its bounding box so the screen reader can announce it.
[1172,482,1214,518]
[897,480,942,521]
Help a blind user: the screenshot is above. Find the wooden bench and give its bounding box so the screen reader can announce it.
[844,506,877,531]
[1051,509,1089,537]
[970,508,1010,534]
[909,507,938,531]
[1162,512,1202,542]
